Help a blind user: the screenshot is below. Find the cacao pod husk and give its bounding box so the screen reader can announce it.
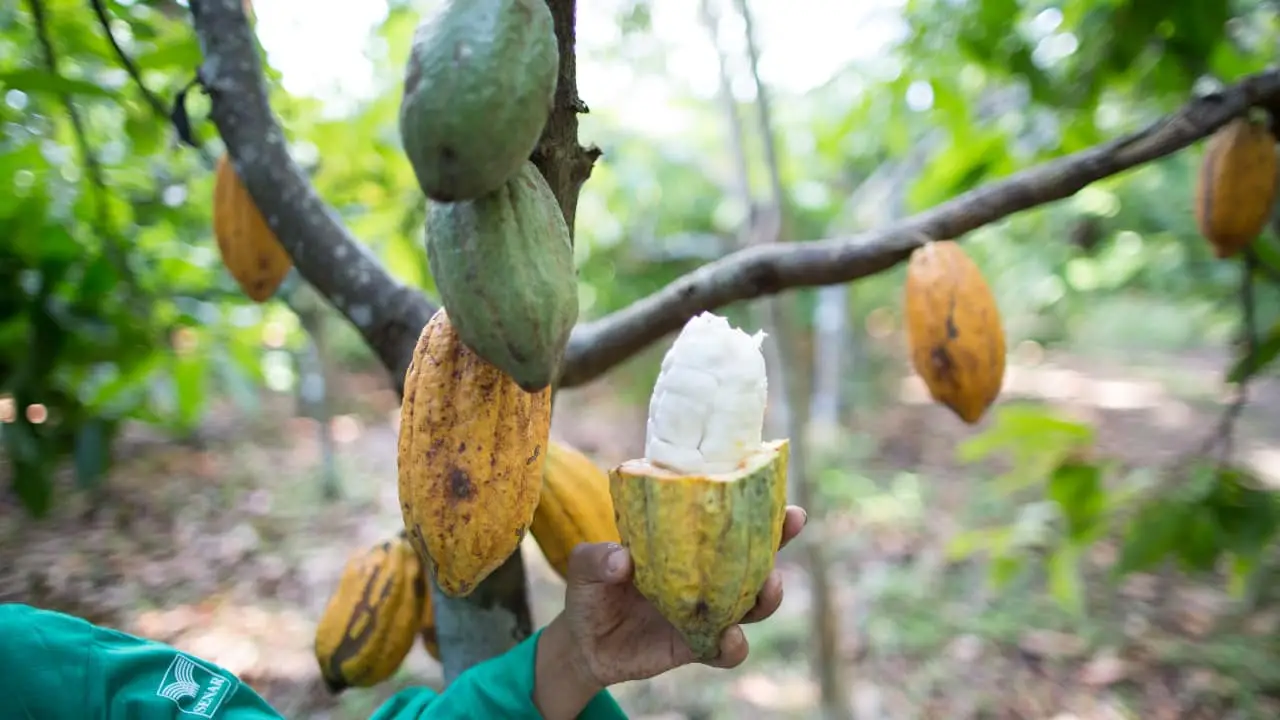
[399,0,559,202]
[609,439,789,662]
[418,577,440,662]
[313,535,426,692]
[1194,116,1279,259]
[530,441,622,581]
[425,161,578,392]
[903,239,1006,424]
[397,307,551,597]
[212,154,292,302]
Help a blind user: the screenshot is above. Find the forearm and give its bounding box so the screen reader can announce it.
[532,614,606,719]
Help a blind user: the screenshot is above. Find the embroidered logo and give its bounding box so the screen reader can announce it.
[155,653,239,718]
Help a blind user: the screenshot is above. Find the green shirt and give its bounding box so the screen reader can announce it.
[0,603,627,719]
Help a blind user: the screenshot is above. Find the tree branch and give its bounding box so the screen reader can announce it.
[90,0,216,167]
[558,68,1280,387]
[187,0,434,390]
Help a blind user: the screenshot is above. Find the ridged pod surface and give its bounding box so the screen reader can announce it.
[530,441,622,581]
[903,240,1006,424]
[312,535,426,692]
[212,154,292,302]
[610,440,789,661]
[397,307,552,597]
[398,0,559,202]
[1194,116,1279,259]
[609,311,788,661]
[425,161,578,392]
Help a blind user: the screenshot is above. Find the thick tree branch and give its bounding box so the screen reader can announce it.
[188,0,434,390]
[559,68,1280,387]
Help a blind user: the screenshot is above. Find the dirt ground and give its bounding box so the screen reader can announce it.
[3,344,1280,719]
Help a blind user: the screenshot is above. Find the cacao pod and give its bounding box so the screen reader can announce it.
[903,240,1006,424]
[397,307,551,597]
[212,154,292,303]
[1194,116,1279,259]
[609,312,788,662]
[418,577,440,662]
[398,0,559,202]
[530,441,622,581]
[425,161,578,392]
[313,535,426,692]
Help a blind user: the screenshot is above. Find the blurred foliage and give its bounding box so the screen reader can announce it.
[3,0,1280,518]
[948,403,1280,614]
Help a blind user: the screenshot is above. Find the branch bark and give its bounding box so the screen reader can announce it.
[188,0,434,391]
[558,68,1280,387]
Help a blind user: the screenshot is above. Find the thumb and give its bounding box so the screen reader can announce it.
[567,542,632,586]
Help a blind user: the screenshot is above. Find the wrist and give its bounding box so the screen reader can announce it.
[533,614,605,720]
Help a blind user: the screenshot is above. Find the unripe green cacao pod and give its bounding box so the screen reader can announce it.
[425,161,579,392]
[398,0,559,202]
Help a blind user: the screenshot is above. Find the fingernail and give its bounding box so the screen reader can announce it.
[606,548,626,576]
[799,507,809,526]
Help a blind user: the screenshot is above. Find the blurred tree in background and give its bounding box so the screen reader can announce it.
[5,0,1280,714]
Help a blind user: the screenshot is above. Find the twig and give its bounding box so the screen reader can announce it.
[1247,246,1280,286]
[88,0,215,167]
[559,68,1280,387]
[27,0,140,298]
[1196,253,1260,466]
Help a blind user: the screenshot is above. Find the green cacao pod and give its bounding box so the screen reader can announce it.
[425,161,578,392]
[398,0,559,202]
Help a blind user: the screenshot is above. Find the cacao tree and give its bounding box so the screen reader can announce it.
[5,0,1280,684]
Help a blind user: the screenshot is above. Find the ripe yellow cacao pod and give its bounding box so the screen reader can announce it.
[397,307,551,597]
[211,154,292,302]
[313,535,426,692]
[609,312,789,661]
[1194,116,1279,259]
[903,240,1006,424]
[418,577,440,661]
[530,441,622,581]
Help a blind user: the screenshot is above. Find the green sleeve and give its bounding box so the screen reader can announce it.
[0,603,284,720]
[370,628,628,720]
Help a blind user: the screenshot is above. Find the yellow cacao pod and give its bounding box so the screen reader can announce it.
[211,154,292,303]
[530,441,622,581]
[1194,116,1279,259]
[610,440,789,662]
[418,577,440,661]
[397,307,551,597]
[609,311,788,662]
[313,535,426,692]
[904,239,1006,424]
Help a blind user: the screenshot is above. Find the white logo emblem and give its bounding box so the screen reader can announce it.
[155,653,238,718]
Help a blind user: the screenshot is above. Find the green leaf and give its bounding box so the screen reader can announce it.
[989,553,1024,590]
[0,69,117,98]
[1047,460,1105,541]
[172,353,209,429]
[1173,508,1223,573]
[1227,321,1280,383]
[1115,501,1182,575]
[1047,543,1086,616]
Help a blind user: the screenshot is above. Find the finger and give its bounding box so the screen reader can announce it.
[778,505,808,550]
[739,571,784,624]
[702,625,749,669]
[566,542,632,586]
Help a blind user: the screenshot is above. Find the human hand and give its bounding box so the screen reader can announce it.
[533,505,808,719]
